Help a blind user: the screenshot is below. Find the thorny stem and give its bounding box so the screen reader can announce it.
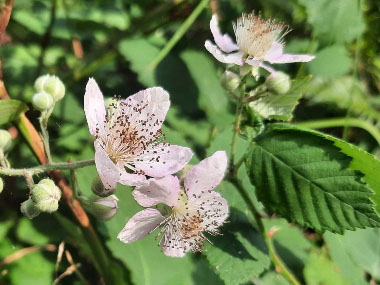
[39,108,55,163]
[229,80,300,285]
[0,159,95,177]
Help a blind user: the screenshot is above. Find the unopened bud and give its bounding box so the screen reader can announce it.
[91,176,115,197]
[221,71,240,91]
[32,91,54,111]
[0,177,3,194]
[91,195,119,221]
[0,129,12,152]
[31,178,61,213]
[34,74,51,92]
[43,76,65,101]
[265,71,291,94]
[20,198,41,219]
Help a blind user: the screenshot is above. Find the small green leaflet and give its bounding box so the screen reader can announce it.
[0,99,28,125]
[245,124,380,234]
[249,76,310,121]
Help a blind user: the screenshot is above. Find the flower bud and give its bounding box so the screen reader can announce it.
[20,198,41,219]
[220,70,240,91]
[0,177,3,194]
[32,91,54,111]
[91,176,115,197]
[34,74,51,92]
[0,129,12,152]
[265,71,291,94]
[31,178,61,213]
[90,195,119,221]
[43,76,65,101]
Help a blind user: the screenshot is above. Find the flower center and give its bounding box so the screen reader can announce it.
[233,12,289,60]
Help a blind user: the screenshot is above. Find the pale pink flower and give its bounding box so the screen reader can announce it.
[84,78,193,190]
[205,12,315,74]
[117,151,229,257]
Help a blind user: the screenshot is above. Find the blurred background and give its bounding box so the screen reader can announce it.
[1,0,380,284]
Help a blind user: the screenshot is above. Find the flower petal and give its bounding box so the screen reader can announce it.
[132,176,180,207]
[184,151,227,196]
[210,14,239,53]
[135,144,193,178]
[189,191,229,232]
[160,234,187,258]
[265,42,315,64]
[118,167,147,187]
[94,141,120,190]
[205,40,244,66]
[117,208,165,243]
[121,87,170,136]
[84,78,106,136]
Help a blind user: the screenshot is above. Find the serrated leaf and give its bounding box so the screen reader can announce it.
[249,92,302,121]
[298,0,365,45]
[245,125,380,234]
[0,99,28,125]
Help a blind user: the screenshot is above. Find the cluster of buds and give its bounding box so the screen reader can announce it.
[32,74,66,112]
[20,178,62,219]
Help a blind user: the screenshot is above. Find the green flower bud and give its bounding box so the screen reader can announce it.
[90,195,119,221]
[32,91,54,111]
[43,76,65,101]
[0,177,3,194]
[20,198,41,219]
[0,129,12,152]
[31,178,61,213]
[220,71,240,91]
[265,72,291,94]
[34,74,51,92]
[91,176,115,197]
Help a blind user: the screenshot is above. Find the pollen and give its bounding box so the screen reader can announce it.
[233,11,290,60]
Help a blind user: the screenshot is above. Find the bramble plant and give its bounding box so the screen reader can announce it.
[1,0,380,284]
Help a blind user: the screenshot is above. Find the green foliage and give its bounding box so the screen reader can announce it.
[307,46,352,77]
[245,124,380,234]
[304,250,346,285]
[298,0,365,45]
[0,99,28,125]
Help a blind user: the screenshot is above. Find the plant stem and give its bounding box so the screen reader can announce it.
[230,177,300,285]
[229,82,245,171]
[0,159,95,176]
[294,117,380,146]
[148,0,210,70]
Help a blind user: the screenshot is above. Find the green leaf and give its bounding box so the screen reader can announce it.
[304,250,346,285]
[249,92,301,121]
[0,100,28,125]
[298,0,365,44]
[180,50,234,127]
[204,207,270,285]
[336,228,380,280]
[324,232,367,285]
[307,46,351,77]
[249,76,311,122]
[245,124,380,234]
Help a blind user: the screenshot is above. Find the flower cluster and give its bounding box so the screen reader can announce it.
[84,79,229,257]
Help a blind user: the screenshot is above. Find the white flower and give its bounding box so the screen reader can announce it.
[117,151,229,257]
[84,78,193,190]
[205,12,315,75]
